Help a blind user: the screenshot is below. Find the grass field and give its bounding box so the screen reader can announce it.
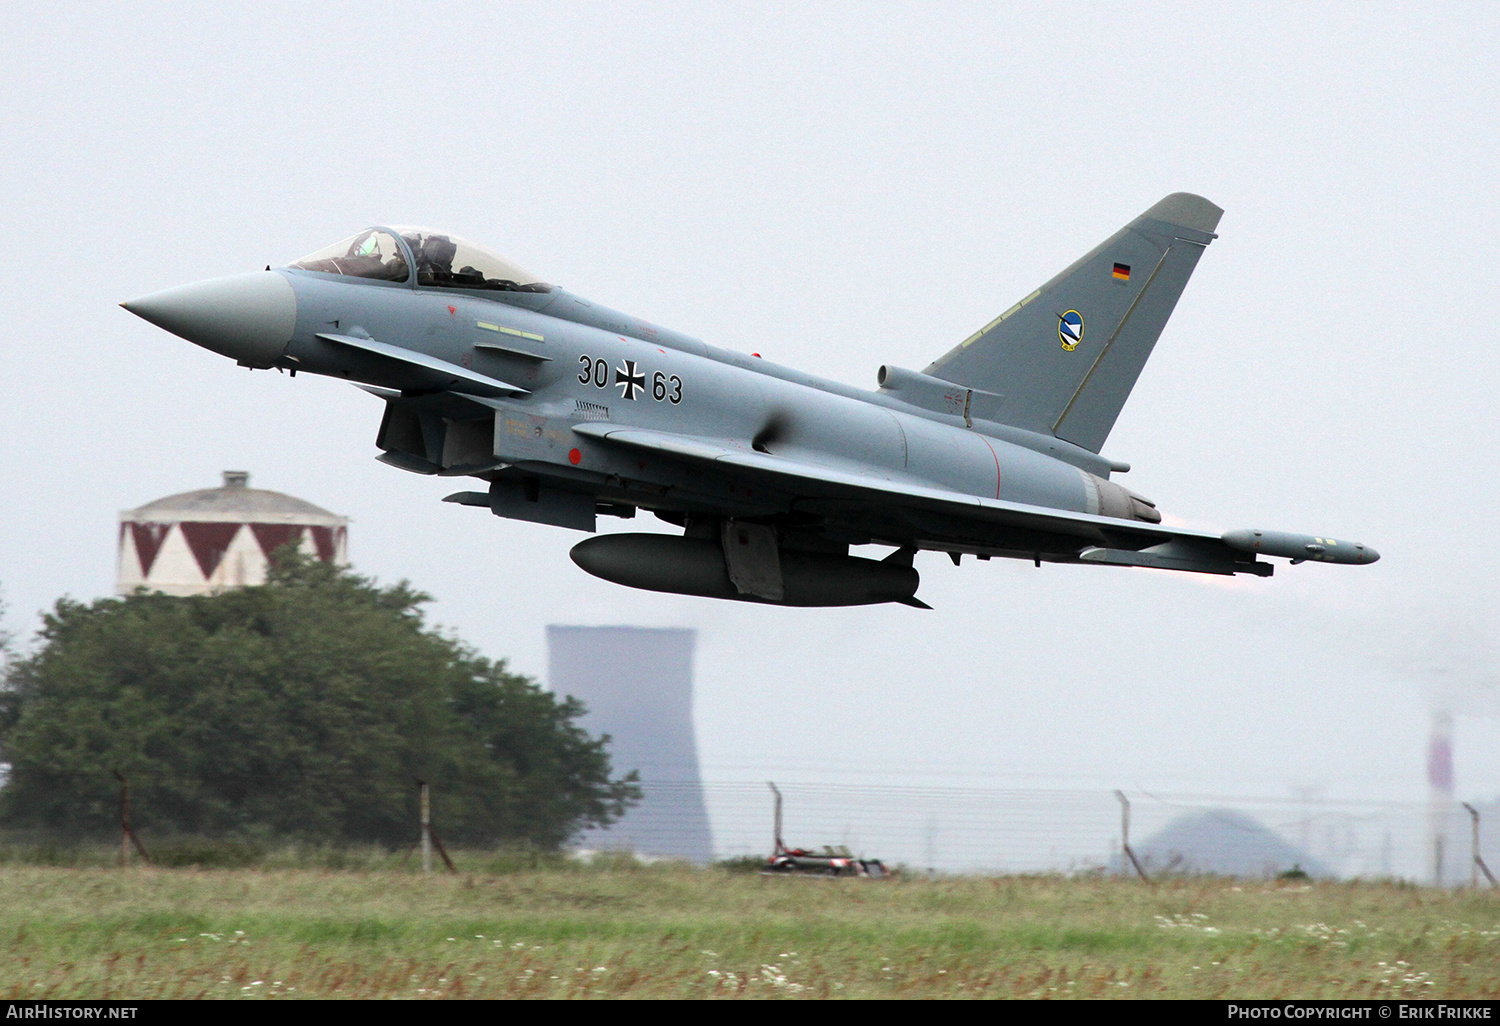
[2,857,1499,999]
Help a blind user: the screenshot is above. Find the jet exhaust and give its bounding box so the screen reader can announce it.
[569,533,922,607]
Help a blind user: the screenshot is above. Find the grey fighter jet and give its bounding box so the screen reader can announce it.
[122,194,1377,608]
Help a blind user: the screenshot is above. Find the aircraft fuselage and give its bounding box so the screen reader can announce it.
[122,201,1378,606]
[282,272,1127,530]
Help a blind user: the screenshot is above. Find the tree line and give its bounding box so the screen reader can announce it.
[0,555,639,848]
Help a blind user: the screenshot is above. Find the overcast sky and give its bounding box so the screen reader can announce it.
[3,3,1497,819]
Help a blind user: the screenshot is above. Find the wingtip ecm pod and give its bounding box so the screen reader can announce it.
[1221,529,1379,566]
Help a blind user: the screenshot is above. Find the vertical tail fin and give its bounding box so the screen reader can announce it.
[923,193,1223,453]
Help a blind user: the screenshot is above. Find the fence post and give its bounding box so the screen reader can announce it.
[1462,803,1499,889]
[112,771,150,866]
[1116,790,1149,883]
[419,779,432,874]
[767,781,784,856]
[118,772,130,867]
[412,779,457,875]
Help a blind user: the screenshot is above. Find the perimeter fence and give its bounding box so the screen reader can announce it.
[597,781,1497,884]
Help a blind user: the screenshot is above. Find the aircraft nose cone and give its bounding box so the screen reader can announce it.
[121,271,296,368]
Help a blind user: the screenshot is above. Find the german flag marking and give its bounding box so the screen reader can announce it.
[1112,262,1131,281]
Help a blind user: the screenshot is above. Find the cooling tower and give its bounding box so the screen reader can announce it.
[546,626,713,862]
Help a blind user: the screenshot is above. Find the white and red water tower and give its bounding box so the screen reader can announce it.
[116,471,348,596]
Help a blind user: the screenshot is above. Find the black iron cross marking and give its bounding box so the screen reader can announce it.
[615,360,645,400]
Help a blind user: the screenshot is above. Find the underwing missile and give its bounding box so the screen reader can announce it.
[1221,529,1379,565]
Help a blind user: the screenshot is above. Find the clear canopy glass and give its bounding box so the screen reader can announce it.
[289,229,409,281]
[390,226,552,293]
[289,227,552,293]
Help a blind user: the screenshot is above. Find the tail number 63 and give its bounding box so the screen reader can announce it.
[651,370,682,404]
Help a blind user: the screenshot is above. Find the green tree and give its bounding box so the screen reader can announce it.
[0,585,12,655]
[0,586,17,749]
[0,555,638,847]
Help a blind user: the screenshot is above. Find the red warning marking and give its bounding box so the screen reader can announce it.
[977,436,1002,498]
[249,523,303,559]
[447,305,456,315]
[179,521,242,578]
[127,521,172,576]
[568,448,582,465]
[309,525,342,562]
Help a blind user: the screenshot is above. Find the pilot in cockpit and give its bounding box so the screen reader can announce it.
[291,227,553,293]
[290,229,408,281]
[413,233,458,283]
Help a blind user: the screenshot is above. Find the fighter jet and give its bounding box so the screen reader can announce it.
[122,194,1377,608]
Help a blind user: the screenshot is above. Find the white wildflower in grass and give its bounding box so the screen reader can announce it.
[758,964,803,992]
[1156,914,1221,934]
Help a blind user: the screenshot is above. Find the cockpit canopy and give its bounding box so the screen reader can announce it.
[289,226,551,293]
